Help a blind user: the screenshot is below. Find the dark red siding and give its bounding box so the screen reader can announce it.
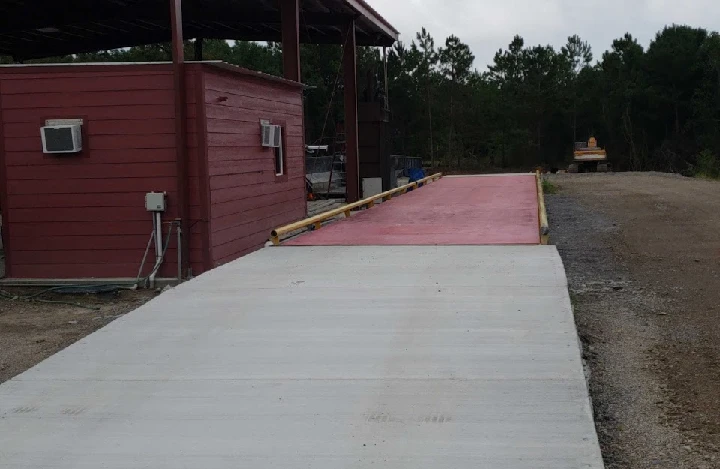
[0,64,203,279]
[204,67,306,267]
[0,63,306,279]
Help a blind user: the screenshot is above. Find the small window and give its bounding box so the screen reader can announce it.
[274,127,285,176]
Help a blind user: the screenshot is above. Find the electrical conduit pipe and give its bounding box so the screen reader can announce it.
[149,211,164,288]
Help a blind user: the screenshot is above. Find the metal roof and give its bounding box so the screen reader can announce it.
[0,0,399,60]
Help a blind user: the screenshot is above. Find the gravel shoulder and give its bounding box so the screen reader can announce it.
[547,172,720,469]
[0,288,156,383]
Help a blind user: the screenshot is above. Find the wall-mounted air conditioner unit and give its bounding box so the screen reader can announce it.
[261,124,282,148]
[40,124,83,154]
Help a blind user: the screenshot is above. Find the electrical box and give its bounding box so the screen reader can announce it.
[362,177,383,199]
[145,192,166,212]
[40,124,83,154]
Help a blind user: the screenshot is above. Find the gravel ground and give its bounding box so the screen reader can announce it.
[547,172,720,468]
[0,288,156,384]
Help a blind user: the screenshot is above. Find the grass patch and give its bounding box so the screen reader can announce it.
[692,150,720,179]
[569,291,578,310]
[542,179,559,194]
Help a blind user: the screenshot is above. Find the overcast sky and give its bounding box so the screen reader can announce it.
[366,0,720,70]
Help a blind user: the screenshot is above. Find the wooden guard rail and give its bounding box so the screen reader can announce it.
[535,170,550,245]
[271,173,443,245]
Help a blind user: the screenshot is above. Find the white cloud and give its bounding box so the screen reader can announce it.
[366,0,720,69]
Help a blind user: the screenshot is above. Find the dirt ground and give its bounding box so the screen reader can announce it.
[0,199,334,384]
[0,287,156,384]
[547,172,720,469]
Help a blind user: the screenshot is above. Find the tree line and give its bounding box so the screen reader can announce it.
[380,26,720,174]
[4,24,719,174]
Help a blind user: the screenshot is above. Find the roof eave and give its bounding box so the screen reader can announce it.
[347,0,399,42]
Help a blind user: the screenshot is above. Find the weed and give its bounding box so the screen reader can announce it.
[694,150,720,179]
[542,179,559,194]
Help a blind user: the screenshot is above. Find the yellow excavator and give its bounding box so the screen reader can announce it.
[568,137,610,173]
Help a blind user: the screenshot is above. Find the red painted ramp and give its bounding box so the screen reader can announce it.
[288,175,540,246]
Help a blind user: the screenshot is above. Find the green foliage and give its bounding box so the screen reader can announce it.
[439,35,474,84]
[16,24,719,173]
[694,150,720,178]
[542,179,559,194]
[299,44,342,144]
[563,35,593,75]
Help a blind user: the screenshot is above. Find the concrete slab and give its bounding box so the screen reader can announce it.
[0,246,603,468]
[286,175,541,246]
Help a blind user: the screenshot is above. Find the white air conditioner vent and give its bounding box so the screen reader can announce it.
[40,125,83,154]
[261,124,282,148]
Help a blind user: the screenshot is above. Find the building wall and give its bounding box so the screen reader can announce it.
[0,63,307,279]
[203,67,306,267]
[0,64,204,279]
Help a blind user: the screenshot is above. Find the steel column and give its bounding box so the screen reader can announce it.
[280,0,301,82]
[170,0,190,278]
[343,20,360,202]
[194,37,203,61]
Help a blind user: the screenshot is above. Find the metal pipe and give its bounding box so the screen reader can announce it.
[154,212,163,264]
[343,19,360,203]
[176,219,183,283]
[135,230,155,287]
[170,0,190,281]
[149,212,164,288]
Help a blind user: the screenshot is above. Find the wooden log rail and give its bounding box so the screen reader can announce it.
[535,170,550,245]
[270,173,443,245]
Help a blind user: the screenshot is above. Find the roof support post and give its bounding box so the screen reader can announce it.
[280,0,301,82]
[343,20,360,202]
[383,46,389,111]
[170,0,190,279]
[195,37,203,61]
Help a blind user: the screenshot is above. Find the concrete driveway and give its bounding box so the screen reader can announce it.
[0,245,603,468]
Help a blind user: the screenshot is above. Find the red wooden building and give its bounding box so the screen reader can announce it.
[0,0,398,281]
[0,62,305,279]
